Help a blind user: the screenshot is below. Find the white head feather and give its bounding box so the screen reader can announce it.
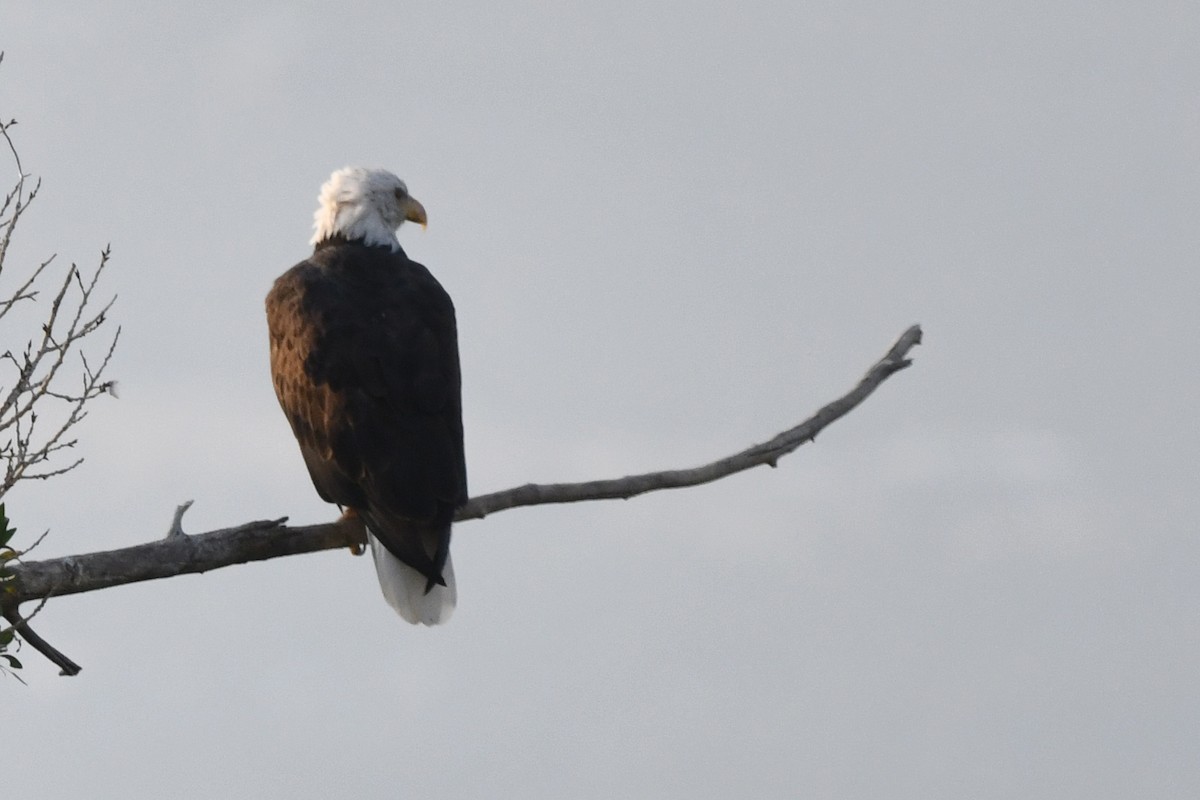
[310,167,426,253]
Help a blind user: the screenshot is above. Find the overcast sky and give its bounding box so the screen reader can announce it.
[3,2,1198,798]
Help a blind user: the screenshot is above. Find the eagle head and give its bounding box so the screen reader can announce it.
[310,167,427,252]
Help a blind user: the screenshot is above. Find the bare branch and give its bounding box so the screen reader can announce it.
[2,602,80,676]
[460,324,923,520]
[4,325,920,672]
[10,516,326,602]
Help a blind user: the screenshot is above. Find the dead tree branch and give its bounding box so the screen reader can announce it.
[5,324,921,673]
[460,324,923,519]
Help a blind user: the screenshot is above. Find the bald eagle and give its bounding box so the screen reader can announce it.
[266,167,466,625]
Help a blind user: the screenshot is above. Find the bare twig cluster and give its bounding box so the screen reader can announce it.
[0,55,120,678]
[0,120,119,501]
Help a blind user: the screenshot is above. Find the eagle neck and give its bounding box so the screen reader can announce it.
[313,235,407,259]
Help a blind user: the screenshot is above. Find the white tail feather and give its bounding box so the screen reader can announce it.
[367,532,456,625]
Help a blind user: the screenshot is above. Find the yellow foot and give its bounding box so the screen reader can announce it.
[338,507,368,555]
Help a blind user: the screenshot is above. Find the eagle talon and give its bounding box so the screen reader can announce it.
[337,507,368,554]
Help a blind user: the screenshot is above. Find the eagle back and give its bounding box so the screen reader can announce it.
[266,241,466,521]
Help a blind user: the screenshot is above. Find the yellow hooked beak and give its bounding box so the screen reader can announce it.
[402,195,428,229]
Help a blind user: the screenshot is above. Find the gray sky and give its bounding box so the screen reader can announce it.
[4,2,1198,797]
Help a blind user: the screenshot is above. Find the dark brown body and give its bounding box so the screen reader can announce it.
[266,236,466,588]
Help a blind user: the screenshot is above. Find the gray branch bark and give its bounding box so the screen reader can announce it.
[4,324,921,673]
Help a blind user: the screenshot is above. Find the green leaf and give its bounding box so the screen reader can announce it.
[0,504,14,545]
[1,654,21,669]
[0,628,13,647]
